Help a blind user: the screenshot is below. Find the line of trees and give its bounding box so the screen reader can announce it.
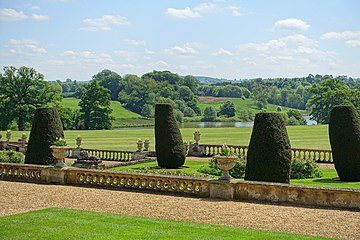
[1,65,359,131]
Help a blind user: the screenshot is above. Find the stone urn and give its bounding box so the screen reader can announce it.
[216,155,236,181]
[50,146,70,168]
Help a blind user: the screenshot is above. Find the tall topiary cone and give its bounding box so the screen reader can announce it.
[155,104,185,168]
[25,108,64,165]
[245,112,292,183]
[329,105,360,181]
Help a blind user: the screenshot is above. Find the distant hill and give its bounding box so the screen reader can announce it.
[195,76,233,84]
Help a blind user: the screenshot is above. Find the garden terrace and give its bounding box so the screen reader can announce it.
[1,162,359,210]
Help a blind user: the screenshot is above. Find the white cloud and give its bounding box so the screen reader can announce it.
[47,59,64,66]
[5,39,47,56]
[211,48,234,56]
[79,15,130,32]
[166,7,201,19]
[227,6,242,16]
[237,34,316,52]
[321,31,360,40]
[193,3,216,14]
[31,14,50,21]
[346,39,360,48]
[163,43,200,57]
[114,50,138,62]
[126,39,146,46]
[273,18,310,31]
[31,5,41,10]
[0,8,27,21]
[148,60,170,69]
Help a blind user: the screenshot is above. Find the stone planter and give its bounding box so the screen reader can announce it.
[50,146,70,168]
[216,155,236,181]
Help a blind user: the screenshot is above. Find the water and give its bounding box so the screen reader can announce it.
[117,116,317,129]
[180,116,317,128]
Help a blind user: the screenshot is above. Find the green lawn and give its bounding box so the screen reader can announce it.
[0,208,333,240]
[5,124,331,151]
[61,97,141,119]
[291,169,360,189]
[198,97,307,115]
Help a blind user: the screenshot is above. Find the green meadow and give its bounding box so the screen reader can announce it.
[0,208,333,240]
[6,124,330,151]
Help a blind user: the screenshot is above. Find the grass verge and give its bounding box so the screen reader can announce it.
[0,208,333,240]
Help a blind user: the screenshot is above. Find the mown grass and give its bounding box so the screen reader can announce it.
[291,169,360,189]
[0,208,333,240]
[5,124,330,151]
[61,97,141,119]
[198,97,307,115]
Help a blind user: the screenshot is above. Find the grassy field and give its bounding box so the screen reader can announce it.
[5,124,330,150]
[0,208,333,240]
[198,97,307,115]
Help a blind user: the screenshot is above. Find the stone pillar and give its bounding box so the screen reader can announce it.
[209,180,236,200]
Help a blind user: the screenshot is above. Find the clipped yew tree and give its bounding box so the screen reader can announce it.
[25,108,64,165]
[155,103,185,168]
[245,112,292,183]
[329,105,360,181]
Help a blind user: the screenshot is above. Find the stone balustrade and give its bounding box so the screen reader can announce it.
[1,162,359,209]
[197,144,333,163]
[70,148,133,162]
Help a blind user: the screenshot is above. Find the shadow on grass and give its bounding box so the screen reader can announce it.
[311,177,342,184]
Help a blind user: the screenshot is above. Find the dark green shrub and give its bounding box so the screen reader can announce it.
[329,105,360,181]
[290,158,322,179]
[245,113,292,183]
[199,157,320,179]
[155,104,185,168]
[25,108,64,165]
[0,150,25,163]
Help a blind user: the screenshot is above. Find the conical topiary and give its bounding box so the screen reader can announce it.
[245,112,292,183]
[25,108,64,165]
[329,105,360,181]
[155,104,185,168]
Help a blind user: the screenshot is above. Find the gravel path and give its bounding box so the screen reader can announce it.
[1,180,359,239]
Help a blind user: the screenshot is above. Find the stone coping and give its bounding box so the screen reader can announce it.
[1,162,359,210]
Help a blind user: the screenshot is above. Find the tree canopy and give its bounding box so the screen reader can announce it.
[79,80,112,129]
[0,66,61,130]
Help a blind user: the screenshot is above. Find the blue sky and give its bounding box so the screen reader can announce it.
[1,0,359,81]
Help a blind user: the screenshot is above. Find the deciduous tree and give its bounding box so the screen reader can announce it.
[0,66,61,130]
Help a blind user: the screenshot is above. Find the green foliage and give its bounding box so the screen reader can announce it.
[155,104,185,168]
[0,66,61,130]
[25,108,64,165]
[92,69,122,101]
[286,109,306,125]
[218,101,236,117]
[308,78,360,124]
[329,105,360,181]
[245,113,292,183]
[0,150,25,163]
[53,137,67,146]
[290,158,322,179]
[79,81,113,130]
[202,106,217,121]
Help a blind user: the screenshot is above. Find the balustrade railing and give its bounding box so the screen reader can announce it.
[69,168,209,197]
[0,163,44,182]
[198,144,333,163]
[71,148,133,162]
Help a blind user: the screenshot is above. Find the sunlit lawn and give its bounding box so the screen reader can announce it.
[0,208,334,240]
[6,124,331,151]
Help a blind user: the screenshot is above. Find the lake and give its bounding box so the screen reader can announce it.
[179,116,317,128]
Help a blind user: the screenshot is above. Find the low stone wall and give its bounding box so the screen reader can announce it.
[1,162,359,210]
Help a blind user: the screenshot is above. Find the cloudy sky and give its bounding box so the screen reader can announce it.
[0,0,359,81]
